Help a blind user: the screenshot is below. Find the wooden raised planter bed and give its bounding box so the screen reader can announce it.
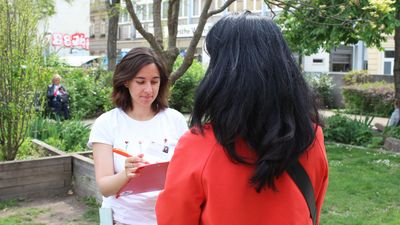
[0,139,101,202]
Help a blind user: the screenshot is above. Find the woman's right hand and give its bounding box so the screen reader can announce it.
[124,154,149,178]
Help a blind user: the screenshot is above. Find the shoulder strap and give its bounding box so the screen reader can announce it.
[287,159,317,225]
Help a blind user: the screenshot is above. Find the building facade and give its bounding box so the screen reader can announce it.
[90,0,393,76]
[39,0,91,57]
[89,0,273,64]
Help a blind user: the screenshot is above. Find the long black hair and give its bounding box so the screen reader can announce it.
[190,12,319,192]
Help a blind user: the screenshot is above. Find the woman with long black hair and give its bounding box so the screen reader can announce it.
[156,11,328,225]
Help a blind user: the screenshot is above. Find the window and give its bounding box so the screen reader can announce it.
[136,4,147,21]
[147,3,153,20]
[332,64,350,72]
[100,19,106,37]
[385,50,395,58]
[119,25,131,40]
[313,59,324,64]
[90,21,95,38]
[119,11,130,23]
[179,0,188,18]
[383,50,394,75]
[192,0,200,17]
[330,46,352,72]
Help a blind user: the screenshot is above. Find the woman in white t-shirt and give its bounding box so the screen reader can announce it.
[88,47,188,225]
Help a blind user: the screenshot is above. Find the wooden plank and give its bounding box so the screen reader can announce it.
[0,171,71,188]
[0,178,70,196]
[71,155,102,202]
[0,155,71,171]
[0,160,71,179]
[1,187,71,201]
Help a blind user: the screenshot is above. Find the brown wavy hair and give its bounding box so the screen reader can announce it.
[111,47,169,113]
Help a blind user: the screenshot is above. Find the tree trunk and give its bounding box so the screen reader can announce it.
[394,7,400,99]
[106,0,120,71]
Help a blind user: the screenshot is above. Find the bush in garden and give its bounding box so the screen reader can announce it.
[324,114,374,146]
[304,72,335,108]
[28,117,90,152]
[36,66,113,119]
[59,120,90,152]
[342,81,394,117]
[63,68,113,119]
[343,70,370,85]
[169,57,205,113]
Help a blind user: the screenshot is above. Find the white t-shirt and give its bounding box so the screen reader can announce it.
[88,107,188,225]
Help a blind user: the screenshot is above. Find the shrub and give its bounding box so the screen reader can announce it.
[169,57,205,113]
[304,72,335,109]
[342,82,394,117]
[324,114,374,146]
[28,117,90,152]
[64,68,113,118]
[343,70,370,85]
[37,66,113,119]
[15,138,49,160]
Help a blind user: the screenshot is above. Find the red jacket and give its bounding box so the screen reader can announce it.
[156,125,328,225]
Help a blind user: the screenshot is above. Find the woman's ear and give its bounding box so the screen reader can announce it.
[124,82,128,88]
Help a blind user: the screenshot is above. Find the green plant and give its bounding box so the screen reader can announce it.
[169,57,204,113]
[27,117,90,152]
[0,199,18,210]
[0,0,47,160]
[324,114,374,146]
[59,120,90,152]
[14,138,48,160]
[304,72,335,108]
[343,70,370,85]
[342,82,394,117]
[35,67,113,119]
[82,197,100,224]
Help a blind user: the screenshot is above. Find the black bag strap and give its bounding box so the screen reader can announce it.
[287,159,317,225]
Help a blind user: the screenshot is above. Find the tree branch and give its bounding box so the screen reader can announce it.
[207,0,235,17]
[124,0,163,54]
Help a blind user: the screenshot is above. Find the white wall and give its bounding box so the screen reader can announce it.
[303,51,330,73]
[39,0,90,57]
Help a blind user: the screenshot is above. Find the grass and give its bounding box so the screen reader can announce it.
[320,143,400,224]
[81,197,100,224]
[0,207,45,225]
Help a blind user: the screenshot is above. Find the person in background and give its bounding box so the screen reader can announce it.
[47,74,70,120]
[156,12,329,225]
[388,99,400,127]
[88,47,188,225]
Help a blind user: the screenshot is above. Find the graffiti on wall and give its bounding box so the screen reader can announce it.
[51,33,89,50]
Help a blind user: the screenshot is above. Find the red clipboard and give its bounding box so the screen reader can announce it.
[116,161,169,197]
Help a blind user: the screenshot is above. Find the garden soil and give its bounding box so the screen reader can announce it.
[0,194,96,225]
